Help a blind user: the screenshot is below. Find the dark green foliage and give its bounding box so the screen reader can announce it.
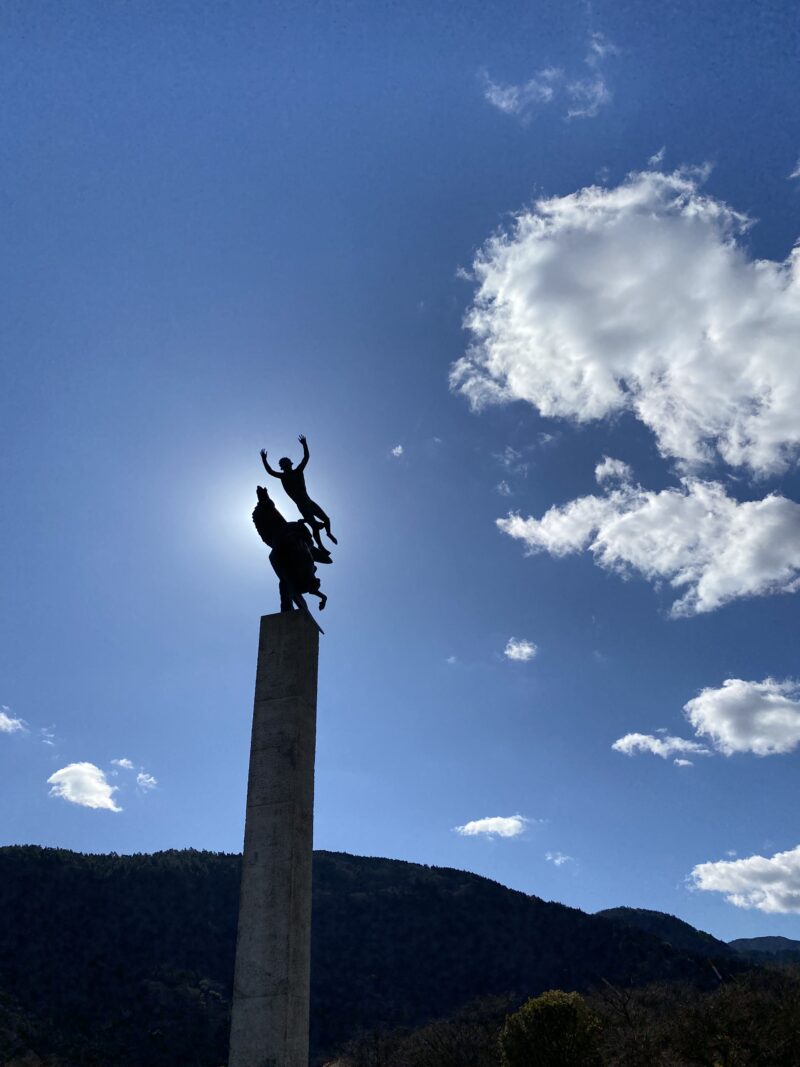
[340,971,800,1067]
[499,991,603,1067]
[0,846,741,1066]
[339,995,513,1067]
[590,970,800,1066]
[596,908,732,958]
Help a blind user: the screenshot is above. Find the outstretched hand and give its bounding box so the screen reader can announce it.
[298,434,307,444]
[260,448,268,460]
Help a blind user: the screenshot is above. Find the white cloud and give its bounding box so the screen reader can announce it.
[455,814,530,838]
[648,146,666,166]
[594,456,632,484]
[136,771,157,791]
[586,31,618,61]
[497,474,800,617]
[0,707,26,734]
[484,33,617,123]
[47,763,121,812]
[789,159,800,181]
[497,480,513,496]
[495,445,525,470]
[615,677,800,766]
[612,733,710,759]
[545,850,574,866]
[482,66,562,119]
[445,655,457,665]
[691,845,800,913]
[391,444,404,457]
[685,678,800,756]
[112,757,134,770]
[504,637,538,661]
[451,168,800,475]
[566,74,610,121]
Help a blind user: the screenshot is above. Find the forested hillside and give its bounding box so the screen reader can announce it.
[596,907,732,957]
[0,847,741,1066]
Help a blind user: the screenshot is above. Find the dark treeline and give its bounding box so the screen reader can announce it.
[339,971,800,1066]
[0,847,746,1066]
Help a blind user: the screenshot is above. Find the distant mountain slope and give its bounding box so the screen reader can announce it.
[730,936,800,960]
[0,847,743,1066]
[596,906,732,957]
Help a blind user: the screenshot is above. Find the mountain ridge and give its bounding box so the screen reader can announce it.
[0,845,747,1065]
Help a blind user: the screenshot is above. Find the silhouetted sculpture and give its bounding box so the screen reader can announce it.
[260,435,337,551]
[252,486,328,624]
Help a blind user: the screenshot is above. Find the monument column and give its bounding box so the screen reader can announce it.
[229,611,320,1067]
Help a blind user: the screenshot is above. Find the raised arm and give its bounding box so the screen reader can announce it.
[260,449,281,478]
[297,434,310,471]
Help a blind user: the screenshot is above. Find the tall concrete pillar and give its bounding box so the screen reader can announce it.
[229,611,320,1067]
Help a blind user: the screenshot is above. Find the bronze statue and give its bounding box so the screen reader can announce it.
[260,435,337,551]
[252,485,328,628]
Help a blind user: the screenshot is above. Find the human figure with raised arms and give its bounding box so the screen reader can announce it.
[260,434,337,550]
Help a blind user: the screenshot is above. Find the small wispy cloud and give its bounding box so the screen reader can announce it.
[496,480,512,497]
[445,655,458,665]
[390,444,404,458]
[649,146,666,166]
[673,758,694,767]
[788,159,800,180]
[39,725,56,746]
[455,814,530,838]
[566,36,615,121]
[594,456,632,485]
[0,707,26,734]
[47,763,121,812]
[112,757,134,770]
[494,445,526,471]
[482,66,561,121]
[612,733,711,759]
[545,850,574,866]
[137,771,157,792]
[483,32,618,123]
[504,637,538,662]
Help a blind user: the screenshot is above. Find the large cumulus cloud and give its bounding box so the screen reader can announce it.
[685,678,800,756]
[451,169,800,474]
[692,846,800,913]
[497,468,800,616]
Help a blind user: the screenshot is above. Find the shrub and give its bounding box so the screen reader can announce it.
[499,990,603,1067]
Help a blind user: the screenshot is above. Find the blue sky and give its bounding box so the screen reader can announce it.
[3,0,800,941]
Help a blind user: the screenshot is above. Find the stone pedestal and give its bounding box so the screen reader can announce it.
[228,611,320,1067]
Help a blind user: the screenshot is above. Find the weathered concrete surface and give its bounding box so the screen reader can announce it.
[228,611,320,1067]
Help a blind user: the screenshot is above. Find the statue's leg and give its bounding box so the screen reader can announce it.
[278,578,295,612]
[299,511,325,551]
[292,590,309,612]
[307,499,337,544]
